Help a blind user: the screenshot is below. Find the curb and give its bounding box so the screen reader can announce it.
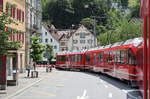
[5,77,45,99]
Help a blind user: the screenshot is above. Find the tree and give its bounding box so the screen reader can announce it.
[0,13,21,55]
[30,36,45,70]
[128,0,140,18]
[0,11,22,89]
[80,18,94,30]
[44,44,54,63]
[97,9,142,45]
[43,0,74,29]
[42,0,110,29]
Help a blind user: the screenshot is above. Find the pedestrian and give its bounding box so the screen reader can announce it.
[26,63,31,77]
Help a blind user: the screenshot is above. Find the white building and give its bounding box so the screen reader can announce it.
[25,0,42,64]
[39,24,60,59]
[68,25,97,51]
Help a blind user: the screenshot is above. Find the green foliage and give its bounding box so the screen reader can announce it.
[80,18,94,29]
[128,0,140,18]
[42,0,109,29]
[44,44,54,62]
[30,36,45,63]
[0,12,21,55]
[97,10,142,45]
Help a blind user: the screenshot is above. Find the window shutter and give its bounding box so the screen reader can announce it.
[17,8,19,20]
[22,33,24,43]
[19,9,21,21]
[22,11,24,22]
[13,8,15,18]
[0,0,3,12]
[11,7,13,17]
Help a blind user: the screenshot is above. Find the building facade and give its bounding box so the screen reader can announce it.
[0,0,26,87]
[4,0,26,73]
[25,0,42,65]
[40,24,60,59]
[68,25,97,51]
[58,30,75,51]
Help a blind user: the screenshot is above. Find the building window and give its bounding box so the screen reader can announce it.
[88,39,93,44]
[54,45,57,49]
[45,32,47,35]
[39,39,42,43]
[85,33,90,36]
[80,33,85,38]
[73,40,78,44]
[61,42,65,46]
[80,40,85,44]
[51,39,53,42]
[75,33,79,36]
[22,11,24,22]
[45,39,48,43]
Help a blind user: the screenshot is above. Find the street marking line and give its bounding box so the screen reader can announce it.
[77,89,89,99]
[5,76,48,99]
[31,89,56,97]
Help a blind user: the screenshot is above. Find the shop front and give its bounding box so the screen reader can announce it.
[6,53,18,86]
[0,55,6,90]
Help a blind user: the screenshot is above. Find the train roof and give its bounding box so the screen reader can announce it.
[123,37,143,47]
[57,37,143,55]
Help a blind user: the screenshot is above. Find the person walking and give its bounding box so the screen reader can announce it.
[26,63,31,77]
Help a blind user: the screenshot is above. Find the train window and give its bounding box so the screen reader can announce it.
[60,56,66,62]
[77,55,82,62]
[72,55,75,62]
[120,50,125,64]
[115,50,120,64]
[99,52,103,63]
[93,53,97,64]
[75,55,78,62]
[128,50,137,66]
[108,51,113,63]
[86,54,90,63]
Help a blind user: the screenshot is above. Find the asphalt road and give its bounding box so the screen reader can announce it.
[12,69,142,99]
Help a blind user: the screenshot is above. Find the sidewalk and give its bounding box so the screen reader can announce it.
[0,67,50,99]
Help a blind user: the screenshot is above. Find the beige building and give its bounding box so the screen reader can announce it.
[2,0,26,77]
[58,30,75,51]
[68,25,97,51]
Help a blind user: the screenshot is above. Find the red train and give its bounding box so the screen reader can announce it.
[56,38,143,87]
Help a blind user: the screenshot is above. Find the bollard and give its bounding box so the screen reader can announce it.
[0,84,6,90]
[31,71,38,78]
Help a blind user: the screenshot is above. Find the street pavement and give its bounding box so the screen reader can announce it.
[0,67,50,99]
[2,69,142,99]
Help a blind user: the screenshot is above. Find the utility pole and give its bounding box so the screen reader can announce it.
[93,16,96,47]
